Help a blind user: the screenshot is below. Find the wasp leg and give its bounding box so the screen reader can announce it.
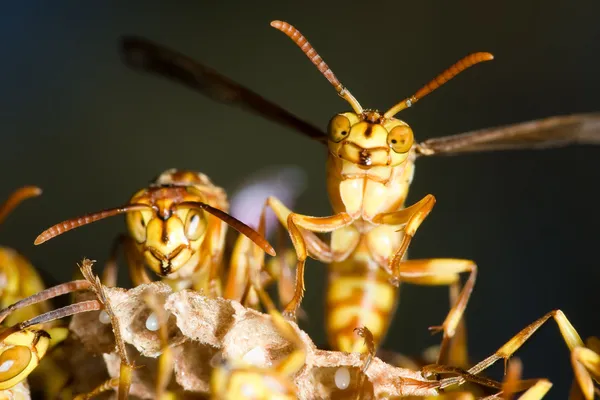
[223,232,256,304]
[445,281,470,369]
[570,337,600,400]
[225,233,262,306]
[372,194,436,285]
[439,310,583,396]
[267,247,311,321]
[72,377,119,400]
[425,361,548,399]
[423,364,503,391]
[251,275,306,376]
[247,201,324,319]
[472,358,552,400]
[266,196,353,320]
[265,198,344,262]
[224,201,268,307]
[393,258,477,367]
[206,210,228,299]
[417,282,471,369]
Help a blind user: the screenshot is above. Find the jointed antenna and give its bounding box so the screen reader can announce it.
[270,20,363,114]
[384,52,494,119]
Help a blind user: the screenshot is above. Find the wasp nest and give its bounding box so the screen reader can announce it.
[62,282,439,399]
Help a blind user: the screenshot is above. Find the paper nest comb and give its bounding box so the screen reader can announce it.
[54,282,440,399]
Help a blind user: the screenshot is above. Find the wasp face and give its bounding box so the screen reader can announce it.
[126,186,208,276]
[327,111,414,168]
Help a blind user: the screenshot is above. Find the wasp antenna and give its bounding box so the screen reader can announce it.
[0,186,42,225]
[384,52,494,119]
[19,300,102,330]
[0,280,92,324]
[177,201,276,257]
[270,20,363,114]
[34,204,151,245]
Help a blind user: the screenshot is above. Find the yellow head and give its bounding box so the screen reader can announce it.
[34,170,275,277]
[327,110,414,168]
[270,20,493,165]
[125,185,210,276]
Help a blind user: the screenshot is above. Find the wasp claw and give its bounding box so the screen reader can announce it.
[282,309,298,322]
[428,325,444,335]
[388,277,401,287]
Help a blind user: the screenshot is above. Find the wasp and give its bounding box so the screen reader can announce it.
[0,259,132,399]
[118,20,600,365]
[34,169,279,397]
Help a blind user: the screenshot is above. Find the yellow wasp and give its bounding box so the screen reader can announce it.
[0,259,132,399]
[118,19,600,367]
[34,169,279,397]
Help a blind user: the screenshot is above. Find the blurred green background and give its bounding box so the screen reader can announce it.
[1,1,599,397]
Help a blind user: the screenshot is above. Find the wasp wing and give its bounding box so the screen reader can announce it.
[416,112,600,156]
[120,36,327,144]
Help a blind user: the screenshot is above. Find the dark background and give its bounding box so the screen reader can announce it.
[1,1,599,397]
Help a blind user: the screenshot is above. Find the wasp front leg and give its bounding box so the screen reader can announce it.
[266,196,353,320]
[372,194,436,285]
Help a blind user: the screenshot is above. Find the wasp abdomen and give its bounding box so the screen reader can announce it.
[325,249,399,353]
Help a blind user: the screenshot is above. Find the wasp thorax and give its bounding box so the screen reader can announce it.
[327,112,414,167]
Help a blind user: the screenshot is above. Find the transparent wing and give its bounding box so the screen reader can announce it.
[120,36,327,144]
[417,112,600,156]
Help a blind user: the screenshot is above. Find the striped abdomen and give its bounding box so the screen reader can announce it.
[325,240,399,353]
